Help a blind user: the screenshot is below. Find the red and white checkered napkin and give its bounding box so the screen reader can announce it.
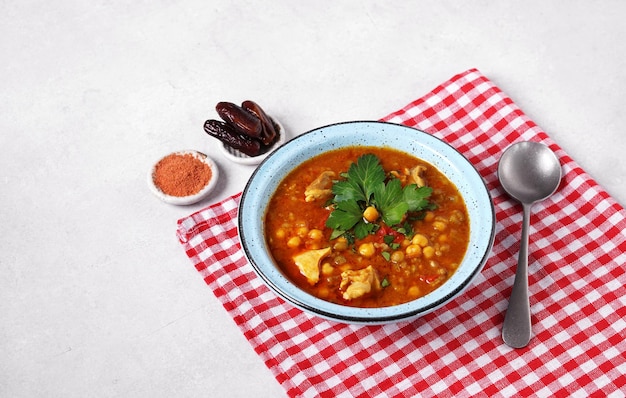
[177,69,626,397]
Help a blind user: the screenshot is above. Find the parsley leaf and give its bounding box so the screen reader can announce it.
[354,220,376,239]
[403,184,433,212]
[324,153,433,242]
[326,199,362,232]
[332,178,366,203]
[373,178,409,226]
[347,153,386,202]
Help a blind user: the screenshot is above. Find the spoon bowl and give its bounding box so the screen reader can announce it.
[499,142,562,204]
[498,141,561,348]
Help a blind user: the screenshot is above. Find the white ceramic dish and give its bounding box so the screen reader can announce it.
[239,121,495,324]
[220,119,286,165]
[148,150,219,205]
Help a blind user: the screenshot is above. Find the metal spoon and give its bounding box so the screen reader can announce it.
[498,141,561,348]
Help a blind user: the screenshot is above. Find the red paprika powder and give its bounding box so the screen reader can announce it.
[153,153,213,197]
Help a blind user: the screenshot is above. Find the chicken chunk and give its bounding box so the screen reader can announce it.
[304,171,335,202]
[340,265,381,300]
[408,165,427,187]
[292,247,331,285]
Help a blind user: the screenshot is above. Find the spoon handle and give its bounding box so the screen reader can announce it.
[502,203,532,348]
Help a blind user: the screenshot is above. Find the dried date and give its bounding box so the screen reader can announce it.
[242,100,277,145]
[203,119,261,156]
[215,102,263,139]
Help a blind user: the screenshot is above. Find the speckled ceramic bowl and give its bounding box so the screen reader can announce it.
[239,121,495,324]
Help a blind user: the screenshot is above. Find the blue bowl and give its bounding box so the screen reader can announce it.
[239,121,495,324]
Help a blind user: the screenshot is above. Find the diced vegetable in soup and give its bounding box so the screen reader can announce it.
[264,146,470,308]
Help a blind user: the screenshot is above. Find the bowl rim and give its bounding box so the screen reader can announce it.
[239,120,495,324]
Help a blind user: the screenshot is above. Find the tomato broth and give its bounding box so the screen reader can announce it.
[264,146,470,308]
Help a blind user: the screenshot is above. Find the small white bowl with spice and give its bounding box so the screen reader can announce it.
[148,150,219,205]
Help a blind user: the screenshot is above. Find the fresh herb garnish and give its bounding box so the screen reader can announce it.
[325,154,433,241]
[382,235,395,245]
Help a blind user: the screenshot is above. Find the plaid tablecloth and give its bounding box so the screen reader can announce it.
[177,69,626,397]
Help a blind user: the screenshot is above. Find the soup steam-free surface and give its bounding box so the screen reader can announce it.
[265,146,470,308]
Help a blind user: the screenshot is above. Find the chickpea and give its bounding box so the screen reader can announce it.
[423,246,435,259]
[407,286,421,297]
[296,226,309,237]
[333,255,346,265]
[308,229,323,241]
[432,221,447,232]
[390,250,405,263]
[424,211,435,222]
[308,242,322,250]
[438,234,448,243]
[339,264,353,272]
[333,237,348,251]
[449,210,465,224]
[358,242,376,258]
[275,228,286,240]
[411,233,429,247]
[287,236,302,248]
[321,262,334,276]
[363,206,379,223]
[405,244,422,258]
